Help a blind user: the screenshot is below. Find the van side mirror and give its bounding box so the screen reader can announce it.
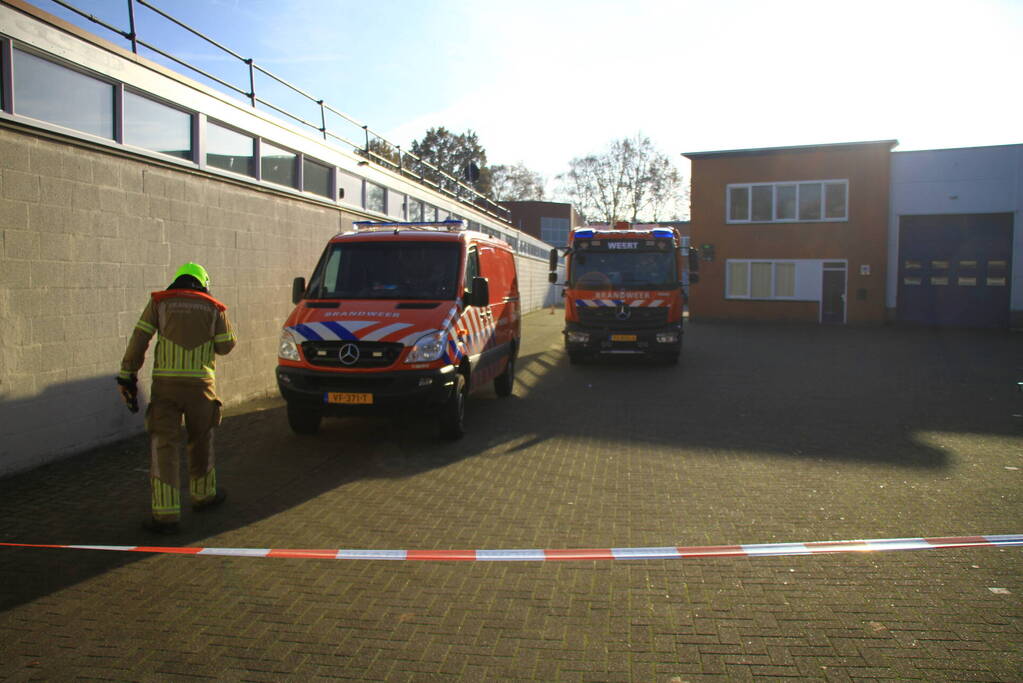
[548,272,558,284]
[292,277,306,304]
[468,276,490,307]
[548,248,559,273]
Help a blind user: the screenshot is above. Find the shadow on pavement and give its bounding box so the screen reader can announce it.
[1,315,1020,612]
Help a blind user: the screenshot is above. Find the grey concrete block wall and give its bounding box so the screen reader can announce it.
[0,127,341,476]
[0,126,554,477]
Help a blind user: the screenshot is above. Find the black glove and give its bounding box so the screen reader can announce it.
[116,375,139,413]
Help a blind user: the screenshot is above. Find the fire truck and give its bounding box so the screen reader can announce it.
[548,222,698,364]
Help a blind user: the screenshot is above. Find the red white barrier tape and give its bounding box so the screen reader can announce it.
[1,535,1021,561]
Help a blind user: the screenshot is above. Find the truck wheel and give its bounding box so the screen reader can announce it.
[287,402,321,435]
[438,373,467,440]
[494,353,515,397]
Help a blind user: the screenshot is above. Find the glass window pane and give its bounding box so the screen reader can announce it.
[798,183,822,220]
[750,262,772,298]
[123,91,192,159]
[751,185,772,221]
[302,158,331,198]
[14,49,113,139]
[261,142,296,187]
[206,122,254,176]
[424,205,438,221]
[775,263,795,297]
[775,185,796,220]
[366,182,385,213]
[408,200,423,221]
[824,182,847,219]
[728,187,749,221]
[727,261,748,297]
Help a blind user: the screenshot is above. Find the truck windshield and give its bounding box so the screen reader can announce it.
[307,241,461,300]
[569,250,678,290]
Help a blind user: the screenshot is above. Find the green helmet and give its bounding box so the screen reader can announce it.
[174,262,210,289]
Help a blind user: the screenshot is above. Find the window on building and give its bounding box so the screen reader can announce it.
[408,200,424,221]
[261,142,297,187]
[798,183,822,220]
[726,261,749,297]
[824,182,847,219]
[13,49,113,139]
[302,157,332,198]
[726,260,797,299]
[540,216,570,247]
[206,121,254,176]
[775,185,796,220]
[751,186,773,222]
[366,182,385,213]
[727,180,848,223]
[728,187,750,221]
[123,91,192,159]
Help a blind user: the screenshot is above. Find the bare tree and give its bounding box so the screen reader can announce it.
[491,162,546,201]
[558,135,687,223]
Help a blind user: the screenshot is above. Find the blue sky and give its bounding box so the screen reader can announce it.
[37,0,1023,190]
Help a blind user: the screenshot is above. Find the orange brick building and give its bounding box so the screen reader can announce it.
[684,141,896,324]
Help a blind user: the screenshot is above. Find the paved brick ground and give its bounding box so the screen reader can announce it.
[0,310,1021,681]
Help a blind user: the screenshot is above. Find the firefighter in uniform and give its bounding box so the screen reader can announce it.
[118,263,236,534]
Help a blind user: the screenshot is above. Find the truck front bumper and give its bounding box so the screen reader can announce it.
[563,322,682,357]
[276,364,458,416]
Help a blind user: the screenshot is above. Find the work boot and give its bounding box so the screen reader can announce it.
[142,518,181,535]
[193,488,227,512]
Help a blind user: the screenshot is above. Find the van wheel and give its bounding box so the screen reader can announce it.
[438,373,467,440]
[494,354,515,397]
[287,403,321,435]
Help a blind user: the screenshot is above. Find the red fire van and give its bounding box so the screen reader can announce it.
[277,220,520,439]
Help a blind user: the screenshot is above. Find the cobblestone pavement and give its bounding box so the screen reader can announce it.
[1,310,1021,681]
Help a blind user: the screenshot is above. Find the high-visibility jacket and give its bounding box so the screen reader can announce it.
[120,289,236,384]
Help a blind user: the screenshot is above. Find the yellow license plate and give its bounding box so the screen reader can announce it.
[326,392,373,405]
[611,334,637,342]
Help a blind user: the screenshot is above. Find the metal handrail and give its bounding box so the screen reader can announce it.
[39,0,510,221]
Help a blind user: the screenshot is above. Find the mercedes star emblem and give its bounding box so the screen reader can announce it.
[338,343,360,365]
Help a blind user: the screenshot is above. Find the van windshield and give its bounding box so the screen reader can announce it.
[307,241,461,300]
[569,250,678,290]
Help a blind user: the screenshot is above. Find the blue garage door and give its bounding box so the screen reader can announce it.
[897,214,1013,328]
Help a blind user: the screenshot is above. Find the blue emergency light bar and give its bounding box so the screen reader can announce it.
[652,228,675,239]
[573,228,595,239]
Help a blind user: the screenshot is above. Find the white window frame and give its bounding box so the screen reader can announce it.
[725,260,800,300]
[726,179,848,224]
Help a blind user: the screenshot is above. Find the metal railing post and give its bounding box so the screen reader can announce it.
[318,100,326,140]
[126,0,138,54]
[246,58,255,107]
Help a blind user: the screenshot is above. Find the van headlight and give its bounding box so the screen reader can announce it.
[405,331,446,363]
[278,329,301,361]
